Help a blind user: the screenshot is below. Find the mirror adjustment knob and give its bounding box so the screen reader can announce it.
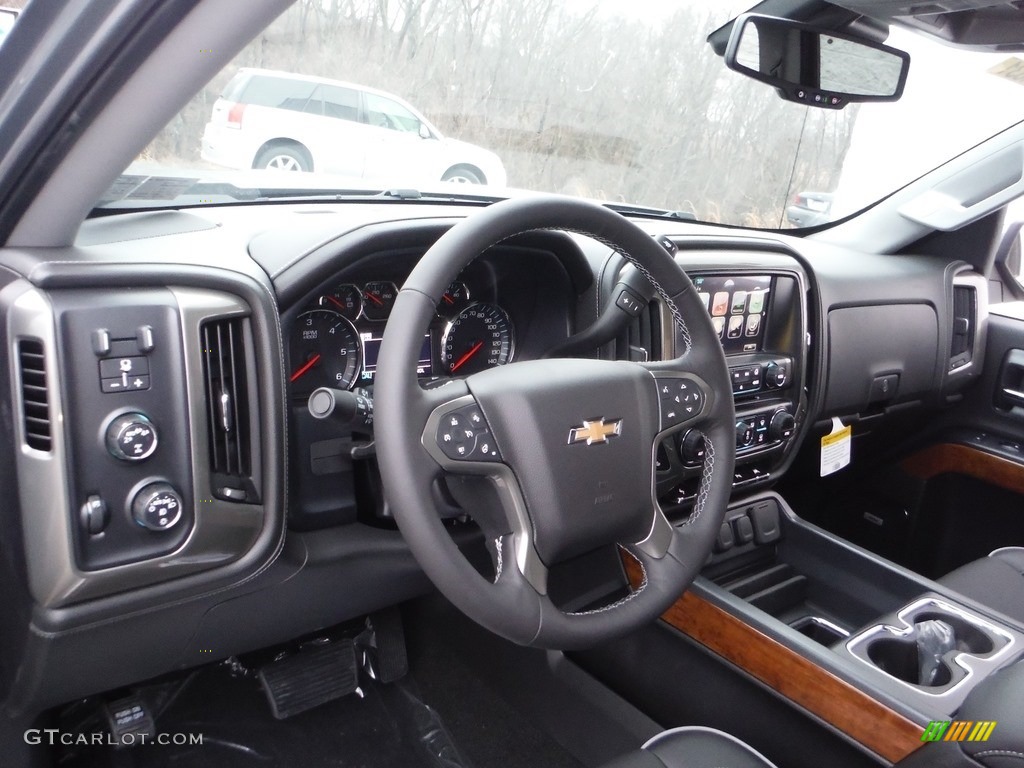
[131,482,183,531]
[105,413,158,462]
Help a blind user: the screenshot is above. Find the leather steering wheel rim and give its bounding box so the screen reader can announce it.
[375,194,735,649]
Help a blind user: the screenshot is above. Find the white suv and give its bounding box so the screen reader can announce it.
[201,69,507,187]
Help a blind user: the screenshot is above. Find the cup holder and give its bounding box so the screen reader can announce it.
[846,596,1014,696]
[866,636,952,687]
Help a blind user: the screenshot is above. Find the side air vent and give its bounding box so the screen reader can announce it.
[201,317,259,502]
[950,284,976,371]
[17,339,52,451]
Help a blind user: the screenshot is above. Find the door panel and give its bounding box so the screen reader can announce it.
[898,306,1024,578]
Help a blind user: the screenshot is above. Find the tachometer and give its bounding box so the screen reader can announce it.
[289,309,362,393]
[441,303,514,375]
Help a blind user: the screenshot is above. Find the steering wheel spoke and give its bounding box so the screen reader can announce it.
[421,391,549,594]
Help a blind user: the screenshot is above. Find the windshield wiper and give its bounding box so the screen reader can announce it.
[254,187,506,205]
[92,173,508,213]
[603,202,697,221]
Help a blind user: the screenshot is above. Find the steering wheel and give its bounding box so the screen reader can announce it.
[375,195,735,649]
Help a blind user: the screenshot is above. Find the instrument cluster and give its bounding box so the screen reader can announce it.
[288,279,515,395]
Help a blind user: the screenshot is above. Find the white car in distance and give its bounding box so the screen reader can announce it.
[201,68,507,187]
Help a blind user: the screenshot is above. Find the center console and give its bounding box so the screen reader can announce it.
[674,490,1024,763]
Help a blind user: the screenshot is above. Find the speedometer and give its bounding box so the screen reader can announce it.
[441,303,514,375]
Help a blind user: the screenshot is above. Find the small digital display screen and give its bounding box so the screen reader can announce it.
[691,275,771,354]
[360,331,432,382]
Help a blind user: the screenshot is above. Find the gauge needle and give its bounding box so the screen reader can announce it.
[290,354,321,382]
[325,295,346,310]
[442,293,455,305]
[450,341,484,373]
[365,292,385,306]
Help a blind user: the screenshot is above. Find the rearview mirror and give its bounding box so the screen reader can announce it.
[725,14,910,109]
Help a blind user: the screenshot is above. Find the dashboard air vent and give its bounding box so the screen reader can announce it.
[17,339,52,451]
[950,285,976,370]
[201,317,257,500]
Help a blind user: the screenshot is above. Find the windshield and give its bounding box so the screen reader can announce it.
[99,0,1024,229]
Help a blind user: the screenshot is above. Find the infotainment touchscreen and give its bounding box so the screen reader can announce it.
[690,275,771,354]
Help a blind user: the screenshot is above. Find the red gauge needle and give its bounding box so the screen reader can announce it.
[290,354,321,382]
[442,293,455,305]
[450,341,484,373]
[325,295,346,311]
[365,292,385,306]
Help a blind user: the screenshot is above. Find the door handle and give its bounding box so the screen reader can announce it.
[997,349,1024,413]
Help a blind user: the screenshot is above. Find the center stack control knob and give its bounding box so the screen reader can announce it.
[735,420,755,448]
[131,482,183,531]
[105,413,158,462]
[679,429,706,465]
[769,411,796,441]
[764,362,789,389]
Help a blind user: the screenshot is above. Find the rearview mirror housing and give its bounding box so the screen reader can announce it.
[724,14,910,109]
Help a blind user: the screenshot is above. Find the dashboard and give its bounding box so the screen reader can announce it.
[0,201,988,716]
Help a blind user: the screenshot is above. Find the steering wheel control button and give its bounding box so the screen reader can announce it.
[80,495,110,535]
[105,413,158,461]
[615,288,645,316]
[131,483,183,531]
[435,403,501,462]
[656,376,705,430]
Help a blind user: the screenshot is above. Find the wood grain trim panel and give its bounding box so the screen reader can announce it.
[901,443,1024,496]
[622,559,923,762]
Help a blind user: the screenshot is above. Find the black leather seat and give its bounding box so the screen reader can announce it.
[601,727,777,768]
[939,547,1024,622]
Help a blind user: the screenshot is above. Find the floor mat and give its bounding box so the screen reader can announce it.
[408,639,586,768]
[58,663,469,768]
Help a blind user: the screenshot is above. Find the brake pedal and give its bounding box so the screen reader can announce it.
[361,607,409,684]
[258,639,359,719]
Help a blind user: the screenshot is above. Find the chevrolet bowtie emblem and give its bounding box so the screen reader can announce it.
[568,418,622,445]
